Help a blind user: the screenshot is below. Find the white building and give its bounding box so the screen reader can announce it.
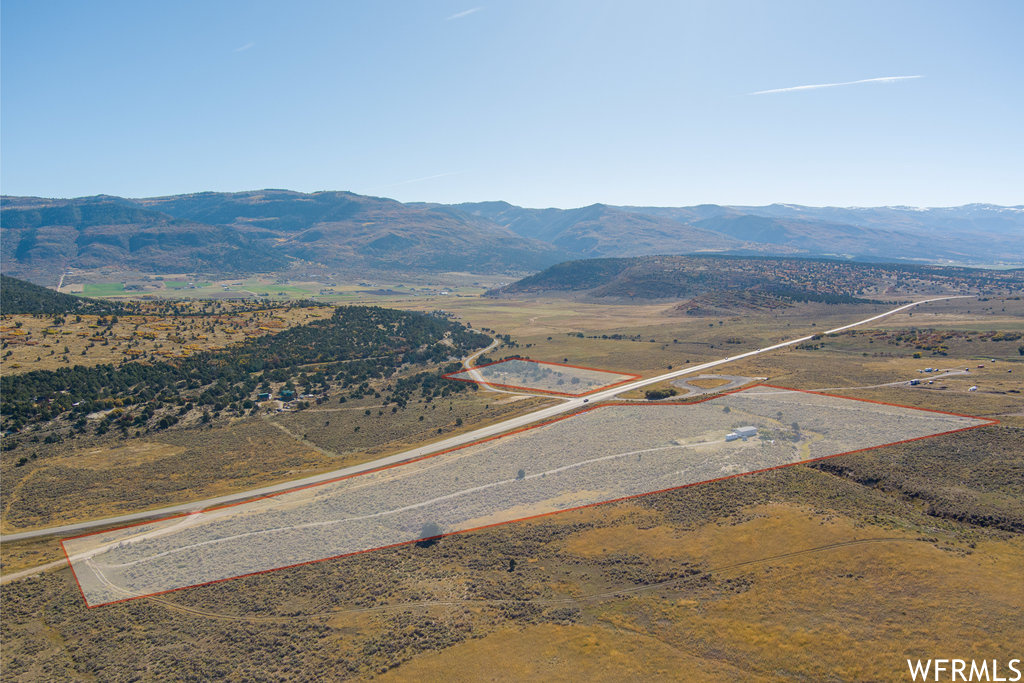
[726,426,758,441]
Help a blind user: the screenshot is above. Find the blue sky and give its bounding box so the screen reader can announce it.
[2,0,1021,207]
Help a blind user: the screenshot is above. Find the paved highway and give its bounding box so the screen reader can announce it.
[0,295,968,544]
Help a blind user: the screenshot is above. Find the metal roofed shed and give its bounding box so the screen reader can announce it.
[725,425,758,442]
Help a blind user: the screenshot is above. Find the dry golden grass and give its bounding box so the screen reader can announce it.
[652,509,1024,680]
[52,441,186,470]
[0,389,557,534]
[11,294,1014,534]
[721,351,1019,419]
[381,622,760,682]
[397,297,680,337]
[2,292,1021,680]
[0,534,66,575]
[383,503,1024,682]
[562,520,684,560]
[0,305,327,375]
[278,391,556,464]
[687,377,733,389]
[394,296,961,379]
[875,295,1024,331]
[0,420,331,533]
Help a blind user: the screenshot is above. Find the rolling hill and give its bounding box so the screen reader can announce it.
[0,274,127,315]
[489,254,1024,308]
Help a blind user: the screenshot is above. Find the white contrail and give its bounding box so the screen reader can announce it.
[749,75,923,95]
[446,7,481,20]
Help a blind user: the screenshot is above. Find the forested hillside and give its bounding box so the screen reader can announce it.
[0,306,490,437]
[0,275,128,315]
[1,191,566,280]
[491,255,1024,304]
[1,198,288,279]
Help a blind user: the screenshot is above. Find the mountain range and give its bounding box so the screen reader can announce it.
[2,190,1021,283]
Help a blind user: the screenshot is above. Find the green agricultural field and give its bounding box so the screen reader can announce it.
[247,284,315,297]
[81,282,126,296]
[163,279,212,290]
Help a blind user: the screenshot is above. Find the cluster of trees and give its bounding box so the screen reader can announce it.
[124,297,300,318]
[382,365,475,408]
[0,274,131,315]
[758,284,873,305]
[1,306,490,435]
[645,388,678,400]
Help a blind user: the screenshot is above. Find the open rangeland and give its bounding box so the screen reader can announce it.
[62,389,988,607]
[60,272,508,304]
[0,303,330,375]
[1,292,1021,680]
[1,387,556,535]
[3,462,1020,680]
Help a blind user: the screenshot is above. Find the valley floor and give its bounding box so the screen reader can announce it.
[2,294,1022,681]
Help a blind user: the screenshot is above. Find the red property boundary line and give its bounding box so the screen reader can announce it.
[442,357,642,397]
[62,384,998,608]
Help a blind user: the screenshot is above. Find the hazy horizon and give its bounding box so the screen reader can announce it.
[2,188,1021,213]
[3,1,1022,208]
